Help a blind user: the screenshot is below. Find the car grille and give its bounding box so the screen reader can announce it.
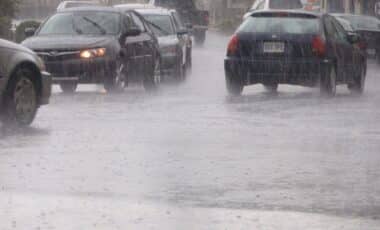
[35,50,80,62]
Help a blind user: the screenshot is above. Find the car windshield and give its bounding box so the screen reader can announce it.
[65,2,98,8]
[340,15,380,31]
[335,17,354,32]
[154,0,196,9]
[240,15,319,34]
[269,0,303,9]
[38,12,120,35]
[142,14,175,36]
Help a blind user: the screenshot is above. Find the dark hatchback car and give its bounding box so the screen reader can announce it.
[22,7,160,93]
[225,10,367,96]
[333,14,380,60]
[0,39,51,126]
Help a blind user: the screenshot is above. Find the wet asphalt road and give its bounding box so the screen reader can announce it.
[1,32,380,229]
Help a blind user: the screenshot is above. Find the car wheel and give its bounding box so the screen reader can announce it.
[60,82,77,94]
[104,62,125,93]
[194,30,206,46]
[174,57,185,82]
[2,67,38,126]
[186,48,192,74]
[225,72,243,96]
[143,59,161,91]
[264,83,278,93]
[348,63,366,95]
[320,65,337,97]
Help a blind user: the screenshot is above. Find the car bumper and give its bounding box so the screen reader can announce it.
[39,71,52,105]
[224,57,332,86]
[44,57,115,84]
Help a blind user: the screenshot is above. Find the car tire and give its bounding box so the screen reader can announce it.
[348,62,366,95]
[186,48,192,75]
[104,62,125,93]
[60,82,77,94]
[194,30,206,46]
[320,65,337,97]
[264,83,278,93]
[1,67,38,126]
[174,56,185,82]
[143,58,161,91]
[226,72,243,96]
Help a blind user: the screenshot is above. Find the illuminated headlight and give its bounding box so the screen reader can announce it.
[36,56,46,72]
[80,48,106,59]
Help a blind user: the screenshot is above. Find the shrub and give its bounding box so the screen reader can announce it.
[15,20,41,43]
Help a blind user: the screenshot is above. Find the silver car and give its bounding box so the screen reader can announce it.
[0,39,51,126]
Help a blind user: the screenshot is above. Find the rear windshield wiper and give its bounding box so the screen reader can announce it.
[81,16,107,35]
[146,20,170,36]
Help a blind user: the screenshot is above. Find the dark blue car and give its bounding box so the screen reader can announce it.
[224,10,366,96]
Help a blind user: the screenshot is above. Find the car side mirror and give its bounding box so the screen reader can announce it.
[24,27,36,38]
[185,23,193,30]
[119,28,142,44]
[177,29,188,36]
[347,33,360,44]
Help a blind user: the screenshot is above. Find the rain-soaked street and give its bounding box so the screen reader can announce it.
[1,31,380,229]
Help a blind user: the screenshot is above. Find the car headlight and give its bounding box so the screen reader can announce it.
[36,56,46,72]
[80,48,106,59]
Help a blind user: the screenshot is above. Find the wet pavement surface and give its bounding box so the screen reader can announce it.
[1,32,380,229]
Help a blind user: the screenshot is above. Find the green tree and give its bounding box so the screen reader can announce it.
[0,0,20,39]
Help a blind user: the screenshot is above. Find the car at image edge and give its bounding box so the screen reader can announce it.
[333,13,380,61]
[0,38,51,126]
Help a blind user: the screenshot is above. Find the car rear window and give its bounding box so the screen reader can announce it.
[142,14,175,36]
[269,0,303,9]
[239,15,319,34]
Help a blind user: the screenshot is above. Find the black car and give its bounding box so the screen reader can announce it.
[22,7,160,93]
[225,10,367,96]
[0,39,51,126]
[333,14,380,60]
[148,0,209,45]
[136,8,192,80]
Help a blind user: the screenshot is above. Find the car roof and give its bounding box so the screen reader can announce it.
[135,8,172,16]
[332,13,379,19]
[250,9,323,18]
[59,6,121,13]
[114,3,157,10]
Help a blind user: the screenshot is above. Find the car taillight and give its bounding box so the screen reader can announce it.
[312,35,326,57]
[358,41,367,50]
[204,14,209,25]
[227,35,239,56]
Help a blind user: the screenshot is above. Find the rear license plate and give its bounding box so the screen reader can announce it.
[263,42,285,53]
[367,49,376,56]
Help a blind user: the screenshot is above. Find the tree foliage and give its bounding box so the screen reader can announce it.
[0,0,19,39]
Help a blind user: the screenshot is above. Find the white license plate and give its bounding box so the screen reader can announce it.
[263,42,285,53]
[367,49,376,55]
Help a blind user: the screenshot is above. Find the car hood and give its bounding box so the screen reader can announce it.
[0,38,35,55]
[158,35,178,48]
[22,35,116,50]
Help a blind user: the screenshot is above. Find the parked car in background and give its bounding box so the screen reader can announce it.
[135,8,192,80]
[333,14,380,61]
[148,0,209,46]
[57,1,102,11]
[243,0,304,19]
[0,39,51,126]
[22,7,161,93]
[225,10,367,96]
